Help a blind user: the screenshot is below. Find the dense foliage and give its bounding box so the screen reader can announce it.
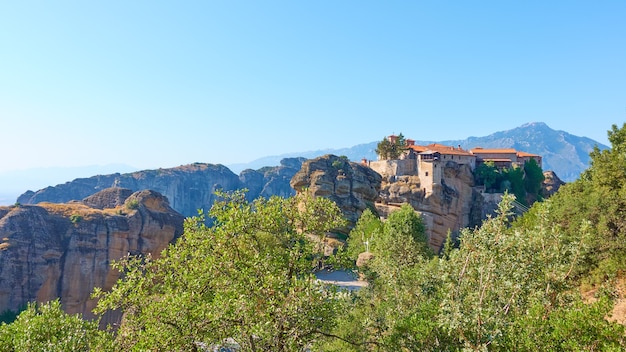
[375,133,407,160]
[542,123,626,284]
[2,124,626,351]
[92,190,346,351]
[321,195,625,351]
[474,159,544,205]
[0,300,108,352]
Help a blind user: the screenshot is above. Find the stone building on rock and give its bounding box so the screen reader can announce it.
[364,135,542,252]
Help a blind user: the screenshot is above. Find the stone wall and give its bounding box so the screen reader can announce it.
[368,159,417,178]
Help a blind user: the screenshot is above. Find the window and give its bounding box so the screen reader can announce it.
[425,171,429,176]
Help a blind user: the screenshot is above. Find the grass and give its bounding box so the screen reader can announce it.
[39,202,133,221]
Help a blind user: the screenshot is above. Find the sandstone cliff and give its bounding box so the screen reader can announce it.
[290,155,382,232]
[542,170,566,197]
[290,155,487,252]
[17,159,304,218]
[0,188,184,321]
[375,160,480,251]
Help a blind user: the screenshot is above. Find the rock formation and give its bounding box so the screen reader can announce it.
[542,170,566,197]
[239,158,305,201]
[0,188,184,321]
[290,155,478,251]
[375,160,480,251]
[17,159,305,218]
[290,155,382,232]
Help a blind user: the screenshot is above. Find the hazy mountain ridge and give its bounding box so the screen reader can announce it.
[15,159,305,217]
[0,164,138,206]
[231,122,607,182]
[1,122,608,206]
[451,122,603,181]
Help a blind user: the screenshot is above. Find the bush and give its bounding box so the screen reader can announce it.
[126,199,140,210]
[69,214,83,224]
[0,300,111,351]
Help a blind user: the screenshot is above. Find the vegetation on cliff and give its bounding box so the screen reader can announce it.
[2,124,626,351]
[319,194,623,351]
[375,133,407,160]
[539,123,626,285]
[474,157,545,205]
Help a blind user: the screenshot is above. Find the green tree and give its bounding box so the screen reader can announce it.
[375,133,407,160]
[0,300,111,352]
[376,203,431,265]
[474,161,500,191]
[320,204,445,351]
[501,165,526,204]
[345,208,383,261]
[502,295,625,351]
[523,158,544,196]
[375,137,393,160]
[437,195,615,350]
[546,123,626,283]
[93,191,347,351]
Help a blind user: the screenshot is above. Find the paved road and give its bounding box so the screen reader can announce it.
[315,270,368,291]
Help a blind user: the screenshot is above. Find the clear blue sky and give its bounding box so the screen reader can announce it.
[1,1,624,174]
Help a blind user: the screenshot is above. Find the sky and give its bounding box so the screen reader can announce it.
[1,1,625,176]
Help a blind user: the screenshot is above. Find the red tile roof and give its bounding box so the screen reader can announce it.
[398,138,540,161]
[409,144,474,156]
[517,151,541,157]
[470,148,517,154]
[479,158,513,163]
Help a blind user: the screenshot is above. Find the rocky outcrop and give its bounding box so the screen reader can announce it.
[290,155,382,232]
[17,160,305,218]
[290,155,478,252]
[376,161,479,251]
[542,170,566,197]
[0,188,184,321]
[239,158,304,201]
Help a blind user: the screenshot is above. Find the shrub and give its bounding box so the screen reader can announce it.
[126,199,140,210]
[69,214,83,224]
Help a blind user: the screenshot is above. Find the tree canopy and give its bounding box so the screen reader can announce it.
[375,133,407,160]
[474,159,544,206]
[0,300,108,352]
[544,122,626,284]
[92,190,347,351]
[320,195,625,351]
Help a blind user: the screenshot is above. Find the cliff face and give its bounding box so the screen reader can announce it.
[290,155,382,231]
[239,158,304,201]
[376,160,479,251]
[290,155,483,252]
[17,159,304,218]
[542,170,566,197]
[0,188,184,320]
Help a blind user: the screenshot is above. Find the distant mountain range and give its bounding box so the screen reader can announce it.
[0,122,608,205]
[0,164,138,206]
[228,122,607,182]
